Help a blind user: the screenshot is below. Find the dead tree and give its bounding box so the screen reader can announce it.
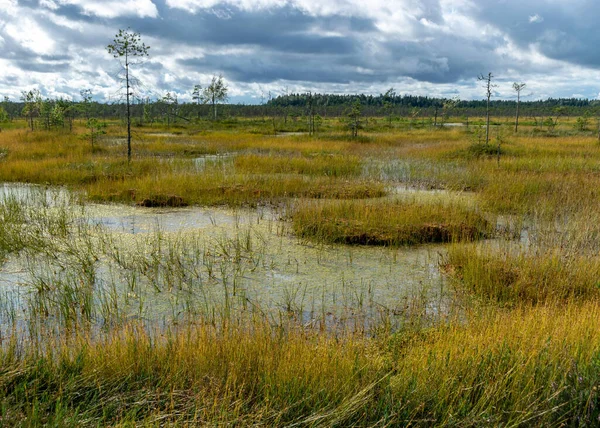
[512,82,526,132]
[478,72,496,145]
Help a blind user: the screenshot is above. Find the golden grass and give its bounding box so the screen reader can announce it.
[234,152,362,177]
[390,300,600,425]
[4,301,600,426]
[0,124,385,206]
[445,243,600,305]
[4,117,600,425]
[292,197,491,246]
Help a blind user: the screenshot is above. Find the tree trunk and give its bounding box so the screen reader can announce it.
[515,94,520,133]
[485,95,490,145]
[126,51,131,162]
[213,94,217,120]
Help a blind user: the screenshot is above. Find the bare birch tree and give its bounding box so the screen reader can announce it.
[203,74,228,120]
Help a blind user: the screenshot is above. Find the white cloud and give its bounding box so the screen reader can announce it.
[56,0,159,18]
[529,14,544,23]
[40,0,60,10]
[5,17,56,55]
[166,0,287,12]
[0,0,18,17]
[43,11,85,30]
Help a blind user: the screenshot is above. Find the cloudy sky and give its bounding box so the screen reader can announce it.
[0,0,599,103]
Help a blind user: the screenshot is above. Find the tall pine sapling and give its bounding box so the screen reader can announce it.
[107,28,150,162]
[192,84,203,119]
[84,118,106,151]
[21,89,42,131]
[347,99,362,138]
[202,74,228,120]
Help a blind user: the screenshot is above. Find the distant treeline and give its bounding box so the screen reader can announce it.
[2,93,600,123]
[269,92,597,109]
[267,93,600,118]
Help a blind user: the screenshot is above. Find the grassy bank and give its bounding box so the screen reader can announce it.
[445,244,600,305]
[3,302,600,426]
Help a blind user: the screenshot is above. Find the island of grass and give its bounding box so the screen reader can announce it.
[292,197,492,246]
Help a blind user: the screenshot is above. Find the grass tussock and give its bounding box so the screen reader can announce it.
[445,244,600,304]
[292,198,491,246]
[456,142,507,159]
[478,170,600,216]
[85,172,385,206]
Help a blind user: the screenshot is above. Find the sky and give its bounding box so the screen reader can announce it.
[0,0,599,104]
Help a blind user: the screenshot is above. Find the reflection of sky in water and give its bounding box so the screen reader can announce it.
[0,182,74,206]
[86,204,253,234]
[0,183,451,332]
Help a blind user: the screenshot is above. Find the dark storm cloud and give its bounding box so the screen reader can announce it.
[119,4,370,55]
[174,16,506,86]
[38,1,374,53]
[2,0,600,100]
[14,59,71,73]
[381,33,507,84]
[180,52,384,84]
[472,0,600,68]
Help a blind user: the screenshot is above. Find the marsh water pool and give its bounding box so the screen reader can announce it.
[0,183,452,335]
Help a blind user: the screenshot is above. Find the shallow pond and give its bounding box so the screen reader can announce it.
[0,183,451,334]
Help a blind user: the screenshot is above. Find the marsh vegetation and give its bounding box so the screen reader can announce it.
[1,115,600,425]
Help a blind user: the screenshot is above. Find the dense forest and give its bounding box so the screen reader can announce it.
[2,92,600,126]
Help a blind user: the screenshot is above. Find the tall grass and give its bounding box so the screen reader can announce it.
[3,301,600,426]
[234,153,362,177]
